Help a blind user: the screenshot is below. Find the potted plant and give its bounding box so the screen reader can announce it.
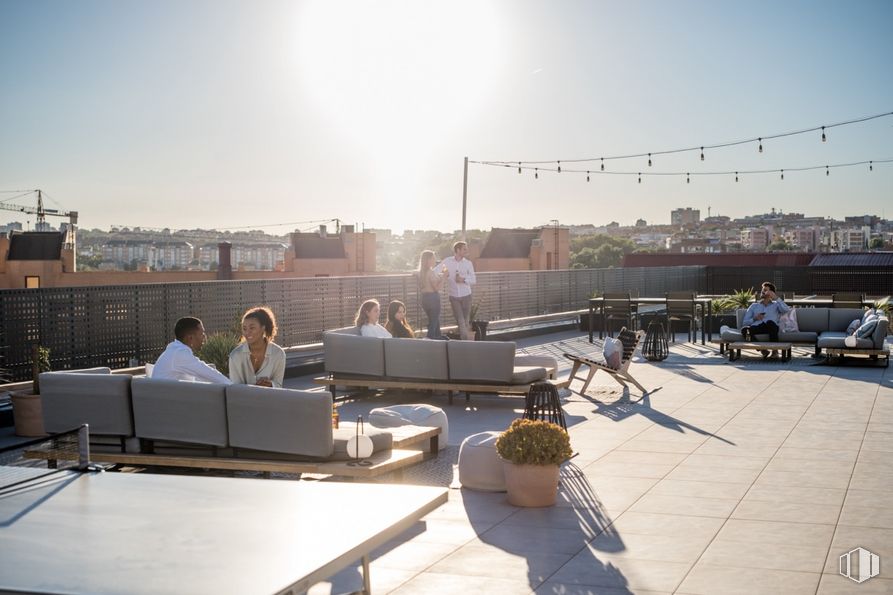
[710,288,753,333]
[197,331,241,376]
[495,418,572,507]
[11,344,51,437]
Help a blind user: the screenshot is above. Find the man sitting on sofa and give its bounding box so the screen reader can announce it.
[152,317,233,384]
[741,282,791,344]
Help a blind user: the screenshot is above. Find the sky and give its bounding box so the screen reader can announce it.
[1,0,891,235]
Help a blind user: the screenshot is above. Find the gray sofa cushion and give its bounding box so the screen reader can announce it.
[721,329,744,342]
[871,318,889,349]
[384,338,449,380]
[323,331,385,376]
[779,331,819,342]
[828,308,866,332]
[796,308,829,333]
[226,385,334,458]
[40,372,134,436]
[447,341,516,383]
[511,366,548,384]
[817,332,875,349]
[131,378,229,447]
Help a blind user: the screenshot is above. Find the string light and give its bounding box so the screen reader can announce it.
[600,158,604,171]
[869,161,873,171]
[700,147,705,161]
[557,161,561,173]
[826,165,829,176]
[586,171,590,182]
[518,162,521,174]
[686,172,690,184]
[638,172,641,183]
[647,153,652,167]
[821,126,826,142]
[735,172,739,182]
[534,168,538,179]
[758,138,763,153]
[781,169,784,180]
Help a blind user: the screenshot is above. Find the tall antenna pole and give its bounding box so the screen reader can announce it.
[461,156,468,237]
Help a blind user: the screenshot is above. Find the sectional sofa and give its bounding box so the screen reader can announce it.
[37,369,439,477]
[718,307,889,358]
[315,327,561,404]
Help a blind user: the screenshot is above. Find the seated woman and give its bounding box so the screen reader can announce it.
[385,300,415,338]
[355,299,391,338]
[228,306,286,388]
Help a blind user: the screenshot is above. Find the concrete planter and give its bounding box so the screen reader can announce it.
[502,461,560,507]
[11,389,47,437]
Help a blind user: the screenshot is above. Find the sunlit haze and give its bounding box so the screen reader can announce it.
[1,0,891,234]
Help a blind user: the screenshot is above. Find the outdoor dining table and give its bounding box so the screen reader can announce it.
[588,296,713,345]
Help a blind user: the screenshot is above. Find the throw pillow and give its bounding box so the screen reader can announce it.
[779,308,799,333]
[846,319,862,335]
[861,308,876,325]
[602,337,622,369]
[854,319,879,339]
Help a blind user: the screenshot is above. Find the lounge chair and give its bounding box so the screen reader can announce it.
[564,328,647,396]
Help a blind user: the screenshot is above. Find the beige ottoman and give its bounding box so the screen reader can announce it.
[368,404,449,450]
[458,431,506,492]
[514,354,560,379]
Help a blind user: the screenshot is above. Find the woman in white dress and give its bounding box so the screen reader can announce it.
[355,299,391,338]
[228,306,286,388]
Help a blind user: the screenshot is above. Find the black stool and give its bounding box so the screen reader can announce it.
[522,381,567,431]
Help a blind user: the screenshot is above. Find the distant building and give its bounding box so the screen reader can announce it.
[671,208,700,226]
[831,228,868,252]
[0,231,75,288]
[786,227,820,251]
[740,228,769,251]
[474,227,570,271]
[1,222,24,234]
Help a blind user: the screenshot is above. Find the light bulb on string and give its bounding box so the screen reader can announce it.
[600,158,604,171]
[758,138,763,153]
[638,173,641,184]
[826,165,829,176]
[535,168,538,179]
[869,161,873,172]
[557,161,561,173]
[647,153,652,167]
[586,171,590,182]
[518,162,521,174]
[700,147,705,161]
[780,169,784,180]
[735,172,739,183]
[821,126,826,142]
[686,173,690,184]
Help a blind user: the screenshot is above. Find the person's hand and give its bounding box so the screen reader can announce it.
[757,312,765,320]
[456,273,465,284]
[767,290,776,300]
[256,377,272,387]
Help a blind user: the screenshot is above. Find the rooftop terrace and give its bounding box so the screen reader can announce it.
[285,330,892,594]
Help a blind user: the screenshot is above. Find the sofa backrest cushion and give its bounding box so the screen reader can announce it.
[795,308,830,333]
[226,385,334,457]
[384,338,449,380]
[40,372,133,436]
[323,331,385,376]
[871,317,889,349]
[131,378,229,447]
[447,341,516,383]
[828,308,866,332]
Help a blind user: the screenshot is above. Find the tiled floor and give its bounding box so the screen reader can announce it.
[288,331,891,594]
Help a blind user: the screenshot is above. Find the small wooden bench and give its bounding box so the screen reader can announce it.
[823,347,890,367]
[314,375,569,405]
[26,424,441,480]
[727,341,792,362]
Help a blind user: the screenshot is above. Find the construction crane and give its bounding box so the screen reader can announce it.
[0,189,78,228]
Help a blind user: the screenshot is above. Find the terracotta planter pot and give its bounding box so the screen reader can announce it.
[502,461,560,507]
[11,390,47,437]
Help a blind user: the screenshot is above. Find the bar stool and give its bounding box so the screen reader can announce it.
[522,381,567,431]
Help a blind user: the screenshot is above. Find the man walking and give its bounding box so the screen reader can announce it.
[441,241,477,340]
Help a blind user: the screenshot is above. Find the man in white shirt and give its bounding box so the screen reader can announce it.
[152,317,233,384]
[441,241,477,340]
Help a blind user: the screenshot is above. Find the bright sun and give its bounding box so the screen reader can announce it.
[295,0,504,211]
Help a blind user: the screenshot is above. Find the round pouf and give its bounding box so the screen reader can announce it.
[368,404,449,450]
[458,431,506,492]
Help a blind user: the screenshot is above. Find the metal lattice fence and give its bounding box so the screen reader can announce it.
[0,266,702,380]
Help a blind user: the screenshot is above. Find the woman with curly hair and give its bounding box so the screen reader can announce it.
[229,306,286,387]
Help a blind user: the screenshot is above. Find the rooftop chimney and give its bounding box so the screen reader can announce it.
[217,242,232,280]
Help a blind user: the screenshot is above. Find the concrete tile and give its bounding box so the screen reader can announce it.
[773,447,859,463]
[535,583,671,595]
[817,574,893,595]
[371,541,460,571]
[471,524,594,555]
[390,572,535,594]
[309,565,416,595]
[862,431,893,452]
[589,531,712,563]
[582,460,676,479]
[731,499,841,525]
[548,547,692,592]
[839,495,893,529]
[608,511,724,538]
[716,518,835,547]
[825,526,893,574]
[676,563,820,595]
[743,483,846,507]
[665,463,761,484]
[755,469,851,489]
[682,453,769,470]
[648,478,751,500]
[629,493,737,518]
[763,458,855,475]
[617,439,702,454]
[698,538,828,573]
[428,543,573,582]
[849,469,893,491]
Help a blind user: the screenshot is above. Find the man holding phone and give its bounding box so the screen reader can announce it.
[741,281,791,343]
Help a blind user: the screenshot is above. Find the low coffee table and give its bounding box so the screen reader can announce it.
[727,341,792,362]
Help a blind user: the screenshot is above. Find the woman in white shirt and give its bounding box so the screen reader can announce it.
[228,306,286,388]
[355,299,392,338]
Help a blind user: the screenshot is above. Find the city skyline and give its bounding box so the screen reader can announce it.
[1,0,891,234]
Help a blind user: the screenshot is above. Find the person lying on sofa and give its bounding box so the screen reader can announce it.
[355,299,392,338]
[153,317,233,384]
[741,281,791,344]
[229,306,286,388]
[385,300,415,339]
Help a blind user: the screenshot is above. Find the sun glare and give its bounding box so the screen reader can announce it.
[295,0,503,215]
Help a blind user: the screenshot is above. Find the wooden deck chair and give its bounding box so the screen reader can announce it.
[563,328,647,396]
